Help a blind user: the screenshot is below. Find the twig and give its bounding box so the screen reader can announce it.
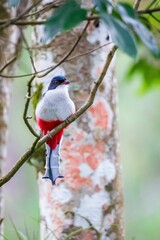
[0,20,90,79]
[75,213,100,237]
[134,0,142,10]
[23,1,58,18]
[0,20,46,26]
[138,7,160,14]
[67,42,113,62]
[36,20,90,78]
[147,0,160,10]
[0,0,42,30]
[20,29,37,73]
[0,17,99,27]
[0,137,40,187]
[0,46,117,187]
[23,76,40,138]
[150,13,160,23]
[64,227,92,240]
[0,56,17,73]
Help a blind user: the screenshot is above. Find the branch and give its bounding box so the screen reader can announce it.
[23,1,58,18]
[20,29,37,73]
[0,20,90,79]
[23,76,40,138]
[0,137,40,187]
[0,16,99,27]
[134,0,142,10]
[67,42,113,62]
[34,20,90,78]
[150,13,160,23]
[147,0,159,10]
[0,56,17,73]
[0,46,117,187]
[0,20,46,26]
[0,0,42,30]
[138,7,160,14]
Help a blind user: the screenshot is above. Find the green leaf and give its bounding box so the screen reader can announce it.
[44,0,87,41]
[102,14,137,58]
[126,50,160,93]
[117,2,137,20]
[94,0,112,12]
[63,8,87,30]
[132,21,159,57]
[8,0,20,7]
[116,3,159,56]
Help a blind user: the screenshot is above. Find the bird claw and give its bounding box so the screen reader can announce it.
[47,131,53,139]
[65,118,70,125]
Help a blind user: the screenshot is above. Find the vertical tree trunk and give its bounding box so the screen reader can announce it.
[33,1,124,239]
[0,2,25,237]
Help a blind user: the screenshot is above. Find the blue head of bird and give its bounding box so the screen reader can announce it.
[48,76,70,90]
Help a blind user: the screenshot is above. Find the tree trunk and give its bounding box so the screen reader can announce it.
[0,2,25,238]
[33,1,124,239]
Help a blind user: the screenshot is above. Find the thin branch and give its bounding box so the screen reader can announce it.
[0,17,98,27]
[64,227,92,240]
[150,13,160,23]
[0,0,42,30]
[0,41,110,78]
[23,2,58,18]
[0,137,40,187]
[147,0,160,10]
[0,46,117,187]
[0,20,46,26]
[67,42,113,62]
[36,20,90,78]
[0,20,90,79]
[20,29,37,73]
[23,76,40,138]
[134,0,142,10]
[138,7,160,14]
[0,56,17,73]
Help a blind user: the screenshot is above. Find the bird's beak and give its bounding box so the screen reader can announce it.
[63,79,70,85]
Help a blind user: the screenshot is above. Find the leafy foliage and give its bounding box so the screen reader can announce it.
[44,0,87,42]
[126,48,160,93]
[44,0,159,59]
[101,14,137,58]
[116,3,159,57]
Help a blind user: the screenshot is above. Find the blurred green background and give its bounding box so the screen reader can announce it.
[3,47,160,239]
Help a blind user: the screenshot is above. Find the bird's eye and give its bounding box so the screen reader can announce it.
[55,81,58,84]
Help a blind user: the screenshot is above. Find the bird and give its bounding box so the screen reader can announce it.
[35,76,75,185]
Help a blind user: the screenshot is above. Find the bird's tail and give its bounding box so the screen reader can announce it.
[42,143,64,185]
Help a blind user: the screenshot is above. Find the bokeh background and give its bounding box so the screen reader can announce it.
[3,46,160,240]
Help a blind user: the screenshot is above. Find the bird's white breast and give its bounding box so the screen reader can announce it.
[36,85,75,121]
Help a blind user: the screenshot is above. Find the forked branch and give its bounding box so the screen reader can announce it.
[0,46,117,187]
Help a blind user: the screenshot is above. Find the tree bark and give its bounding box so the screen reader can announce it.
[0,1,26,238]
[32,1,124,239]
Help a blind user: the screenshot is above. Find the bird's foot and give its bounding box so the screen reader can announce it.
[65,118,70,125]
[47,131,53,139]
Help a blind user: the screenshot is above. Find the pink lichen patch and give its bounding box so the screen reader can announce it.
[62,132,106,190]
[63,139,73,148]
[74,130,85,142]
[89,100,109,129]
[64,163,93,190]
[80,143,104,170]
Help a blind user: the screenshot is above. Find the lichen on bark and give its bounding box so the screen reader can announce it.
[31,1,124,239]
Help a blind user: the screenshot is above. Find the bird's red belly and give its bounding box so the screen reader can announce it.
[37,117,64,149]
